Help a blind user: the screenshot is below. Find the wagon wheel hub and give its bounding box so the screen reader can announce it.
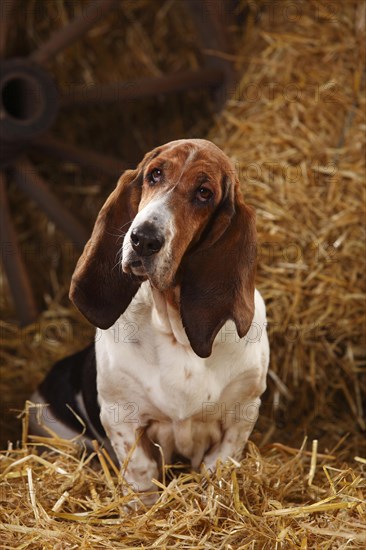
[0,58,59,165]
[0,0,235,326]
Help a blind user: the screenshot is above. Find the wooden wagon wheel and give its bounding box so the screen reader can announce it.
[0,0,235,326]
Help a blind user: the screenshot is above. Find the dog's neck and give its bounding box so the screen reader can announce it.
[150,285,191,348]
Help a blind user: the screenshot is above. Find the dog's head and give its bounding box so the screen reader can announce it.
[70,139,257,357]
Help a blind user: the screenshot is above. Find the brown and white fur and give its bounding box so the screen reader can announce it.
[30,139,269,502]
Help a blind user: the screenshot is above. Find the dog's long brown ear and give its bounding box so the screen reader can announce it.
[180,183,257,358]
[69,169,142,329]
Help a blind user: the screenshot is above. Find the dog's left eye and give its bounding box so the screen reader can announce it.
[196,186,213,202]
[148,168,162,185]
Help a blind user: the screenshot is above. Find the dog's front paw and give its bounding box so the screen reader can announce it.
[122,462,160,509]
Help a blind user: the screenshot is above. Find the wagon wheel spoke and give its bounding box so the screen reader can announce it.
[61,68,224,107]
[30,0,117,66]
[185,0,236,107]
[32,134,126,178]
[0,170,39,325]
[14,158,89,251]
[0,0,17,59]
[186,0,232,56]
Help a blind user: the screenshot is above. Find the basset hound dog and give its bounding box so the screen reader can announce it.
[30,139,269,502]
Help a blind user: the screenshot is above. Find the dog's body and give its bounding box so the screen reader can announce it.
[30,139,269,499]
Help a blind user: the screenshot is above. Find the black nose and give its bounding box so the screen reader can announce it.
[130,224,164,257]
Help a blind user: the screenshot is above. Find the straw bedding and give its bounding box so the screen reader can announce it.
[1,0,365,547]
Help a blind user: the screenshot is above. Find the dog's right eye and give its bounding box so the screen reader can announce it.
[147,168,162,185]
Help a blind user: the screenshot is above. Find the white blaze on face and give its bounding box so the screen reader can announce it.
[122,194,176,288]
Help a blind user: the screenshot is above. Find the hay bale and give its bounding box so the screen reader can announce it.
[1,0,365,547]
[210,0,366,453]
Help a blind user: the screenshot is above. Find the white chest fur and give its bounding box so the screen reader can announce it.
[95,283,269,473]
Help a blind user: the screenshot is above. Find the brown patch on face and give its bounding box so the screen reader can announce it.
[135,140,234,287]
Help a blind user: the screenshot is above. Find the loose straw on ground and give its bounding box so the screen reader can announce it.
[1,0,365,548]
